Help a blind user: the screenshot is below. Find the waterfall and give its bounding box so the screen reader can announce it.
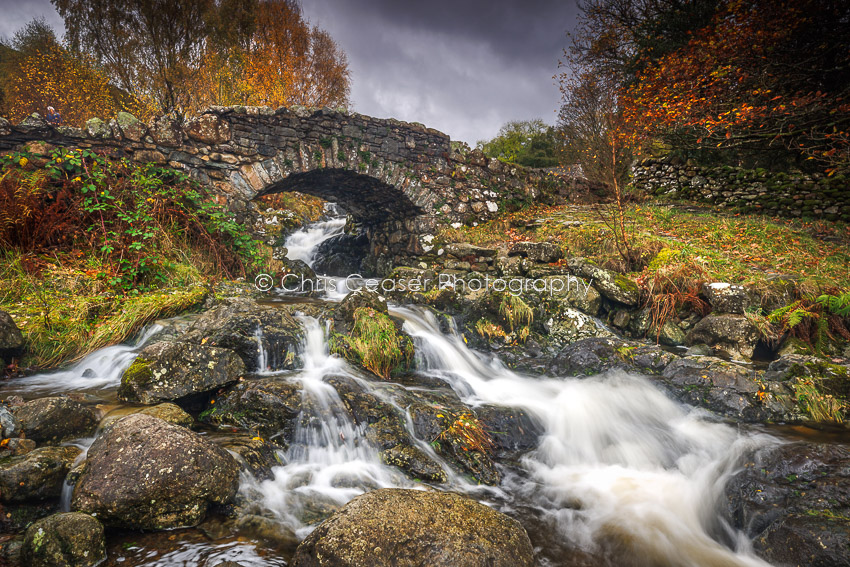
[391,305,774,566]
[244,317,412,539]
[283,204,346,266]
[4,323,163,395]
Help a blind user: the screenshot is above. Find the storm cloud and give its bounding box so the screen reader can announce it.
[1,0,579,144]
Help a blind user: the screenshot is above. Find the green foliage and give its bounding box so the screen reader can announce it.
[476,119,561,168]
[331,307,414,379]
[818,292,850,317]
[0,148,263,290]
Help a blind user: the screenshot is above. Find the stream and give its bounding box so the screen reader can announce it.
[1,205,783,566]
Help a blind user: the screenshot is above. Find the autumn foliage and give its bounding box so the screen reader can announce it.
[0,20,139,126]
[52,0,350,116]
[564,0,850,173]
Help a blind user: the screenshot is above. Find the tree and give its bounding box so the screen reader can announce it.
[54,0,216,115]
[476,120,561,168]
[620,0,850,172]
[0,19,119,125]
[566,0,850,172]
[52,0,351,115]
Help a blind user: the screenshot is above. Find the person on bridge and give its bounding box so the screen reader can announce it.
[45,106,62,125]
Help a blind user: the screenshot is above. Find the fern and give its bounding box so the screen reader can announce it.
[767,301,817,329]
[817,292,850,317]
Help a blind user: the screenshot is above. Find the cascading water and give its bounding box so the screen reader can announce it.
[391,305,776,567]
[242,316,412,539]
[2,323,163,397]
[0,202,788,566]
[283,203,346,266]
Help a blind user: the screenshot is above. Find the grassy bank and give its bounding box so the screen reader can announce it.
[0,146,272,371]
[440,203,850,294]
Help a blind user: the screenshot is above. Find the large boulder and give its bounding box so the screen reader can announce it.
[686,314,761,360]
[567,258,640,306]
[725,442,850,567]
[13,397,99,444]
[118,341,245,404]
[182,299,303,372]
[71,414,239,529]
[548,336,677,377]
[0,446,82,503]
[291,488,534,567]
[657,356,778,421]
[0,309,25,367]
[201,377,303,439]
[21,512,105,567]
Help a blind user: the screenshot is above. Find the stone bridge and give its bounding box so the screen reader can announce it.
[0,106,576,272]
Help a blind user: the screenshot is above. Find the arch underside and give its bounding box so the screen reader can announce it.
[257,168,424,224]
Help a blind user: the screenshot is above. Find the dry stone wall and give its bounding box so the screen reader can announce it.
[631,158,850,221]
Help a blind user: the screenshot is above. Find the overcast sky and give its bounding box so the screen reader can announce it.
[0,0,578,144]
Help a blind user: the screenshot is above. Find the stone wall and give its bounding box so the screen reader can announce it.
[631,158,850,221]
[0,106,583,272]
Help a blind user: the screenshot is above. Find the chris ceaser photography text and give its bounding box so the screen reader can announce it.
[254,272,595,297]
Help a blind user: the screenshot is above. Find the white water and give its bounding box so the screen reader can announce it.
[244,317,413,539]
[4,324,162,395]
[280,203,365,301]
[283,204,346,266]
[392,305,773,566]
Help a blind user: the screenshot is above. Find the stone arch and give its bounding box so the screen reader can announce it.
[255,168,423,224]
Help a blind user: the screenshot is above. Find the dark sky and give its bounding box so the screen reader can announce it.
[0,0,579,144]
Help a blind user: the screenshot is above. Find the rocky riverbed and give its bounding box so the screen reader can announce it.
[2,222,849,566]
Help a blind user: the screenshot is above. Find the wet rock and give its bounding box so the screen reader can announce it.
[725,442,850,567]
[508,241,563,264]
[407,392,499,485]
[202,377,303,439]
[0,446,82,503]
[220,435,282,480]
[543,308,615,346]
[338,288,388,325]
[138,403,194,427]
[291,488,534,567]
[686,314,760,360]
[0,310,25,364]
[118,341,245,404]
[234,514,299,550]
[21,512,105,567]
[313,232,369,275]
[702,282,755,314]
[0,438,36,457]
[13,397,98,444]
[549,336,677,377]
[326,376,447,483]
[71,414,239,529]
[1,404,21,439]
[657,357,774,421]
[475,405,542,459]
[567,258,640,306]
[183,299,302,372]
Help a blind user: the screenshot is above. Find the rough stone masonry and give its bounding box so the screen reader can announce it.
[0,105,576,272]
